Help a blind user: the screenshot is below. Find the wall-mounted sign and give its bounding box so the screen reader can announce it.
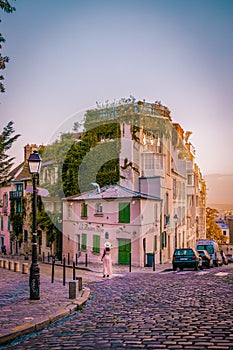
[79,223,104,233]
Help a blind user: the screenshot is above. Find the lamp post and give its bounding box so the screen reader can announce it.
[174,214,179,250]
[28,150,41,300]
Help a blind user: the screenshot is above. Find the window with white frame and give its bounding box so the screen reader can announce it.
[95,203,103,214]
[187,174,193,185]
[143,153,154,170]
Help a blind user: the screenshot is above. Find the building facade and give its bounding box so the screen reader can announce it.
[62,99,206,266]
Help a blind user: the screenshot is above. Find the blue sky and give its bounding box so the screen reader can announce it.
[0,0,233,175]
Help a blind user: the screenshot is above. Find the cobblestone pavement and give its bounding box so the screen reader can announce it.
[1,264,233,349]
[0,258,171,346]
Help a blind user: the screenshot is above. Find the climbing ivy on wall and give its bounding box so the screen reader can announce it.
[10,197,26,239]
[62,123,121,197]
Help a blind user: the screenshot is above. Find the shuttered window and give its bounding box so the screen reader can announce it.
[93,235,100,253]
[81,233,87,250]
[119,202,130,223]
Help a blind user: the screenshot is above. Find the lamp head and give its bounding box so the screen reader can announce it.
[28,150,41,174]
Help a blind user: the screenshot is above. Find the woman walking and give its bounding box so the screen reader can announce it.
[101,242,112,278]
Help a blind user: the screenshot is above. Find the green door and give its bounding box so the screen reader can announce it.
[118,238,131,265]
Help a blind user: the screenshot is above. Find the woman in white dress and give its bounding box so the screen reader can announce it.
[101,242,112,278]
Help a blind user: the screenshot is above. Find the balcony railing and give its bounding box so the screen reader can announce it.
[10,191,23,200]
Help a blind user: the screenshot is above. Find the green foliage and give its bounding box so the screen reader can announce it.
[0,121,21,186]
[62,123,121,197]
[10,197,25,238]
[0,1,15,92]
[40,133,75,197]
[206,207,227,243]
[36,196,61,247]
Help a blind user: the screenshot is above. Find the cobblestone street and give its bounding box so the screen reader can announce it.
[2,265,233,349]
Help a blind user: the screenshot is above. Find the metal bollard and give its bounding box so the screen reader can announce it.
[51,258,55,283]
[63,257,66,286]
[73,261,76,280]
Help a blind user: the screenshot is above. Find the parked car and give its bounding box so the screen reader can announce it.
[226,254,233,263]
[220,251,228,265]
[172,248,202,271]
[197,249,214,268]
[196,240,223,266]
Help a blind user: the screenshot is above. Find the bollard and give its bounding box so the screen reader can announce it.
[3,260,9,269]
[8,260,13,271]
[73,261,76,280]
[129,252,131,272]
[153,252,155,271]
[0,259,3,268]
[76,276,83,291]
[14,261,20,272]
[85,253,88,267]
[51,258,55,283]
[63,257,66,286]
[22,263,29,274]
[69,280,78,299]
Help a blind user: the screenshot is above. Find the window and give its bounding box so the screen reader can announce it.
[119,202,130,223]
[17,201,21,213]
[154,154,163,169]
[173,179,177,200]
[46,232,50,247]
[95,203,103,214]
[162,231,167,248]
[81,203,87,218]
[16,184,23,192]
[67,204,72,218]
[76,234,81,251]
[3,193,8,208]
[8,216,10,231]
[93,234,100,253]
[143,153,154,170]
[154,203,159,222]
[223,230,226,236]
[81,233,87,250]
[187,174,193,185]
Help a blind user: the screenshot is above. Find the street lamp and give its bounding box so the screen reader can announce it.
[28,150,41,300]
[174,214,179,250]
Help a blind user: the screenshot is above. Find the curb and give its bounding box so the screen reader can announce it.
[0,287,91,346]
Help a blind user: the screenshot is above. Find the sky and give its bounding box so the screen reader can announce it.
[0,0,233,178]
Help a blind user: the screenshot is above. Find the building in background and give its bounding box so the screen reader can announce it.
[62,99,206,266]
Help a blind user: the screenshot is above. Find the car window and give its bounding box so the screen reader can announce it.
[174,249,194,256]
[197,245,214,254]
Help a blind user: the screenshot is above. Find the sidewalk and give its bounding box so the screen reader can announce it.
[0,258,172,346]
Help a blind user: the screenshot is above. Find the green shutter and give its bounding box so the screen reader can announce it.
[81,203,87,217]
[93,234,100,253]
[81,233,87,250]
[119,202,130,223]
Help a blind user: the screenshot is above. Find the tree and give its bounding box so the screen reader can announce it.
[0,120,20,186]
[0,0,15,92]
[206,207,227,244]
